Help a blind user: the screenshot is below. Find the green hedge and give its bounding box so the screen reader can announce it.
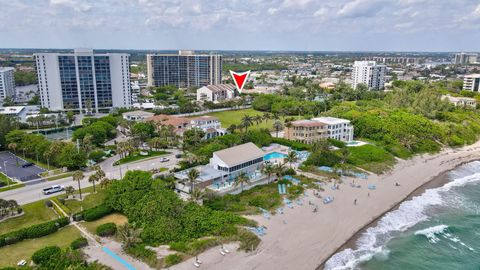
[32,246,62,265]
[75,204,113,222]
[96,223,117,237]
[271,137,311,151]
[0,217,69,247]
[70,237,88,250]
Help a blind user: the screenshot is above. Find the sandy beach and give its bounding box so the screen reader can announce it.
[170,142,480,270]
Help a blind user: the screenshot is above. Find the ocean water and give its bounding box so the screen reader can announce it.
[325,161,480,270]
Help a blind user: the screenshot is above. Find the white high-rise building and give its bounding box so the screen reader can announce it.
[351,61,386,90]
[34,49,132,112]
[463,74,480,92]
[454,52,478,65]
[0,67,15,103]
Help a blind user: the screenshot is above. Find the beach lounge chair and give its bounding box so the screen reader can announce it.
[220,249,226,256]
[296,199,303,206]
[368,184,376,190]
[17,260,27,266]
[323,196,334,204]
[223,248,230,253]
[193,262,200,268]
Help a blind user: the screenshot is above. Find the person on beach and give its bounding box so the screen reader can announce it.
[354,199,357,205]
[395,182,400,186]
[368,192,370,197]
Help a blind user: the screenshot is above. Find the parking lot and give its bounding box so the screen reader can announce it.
[0,151,46,182]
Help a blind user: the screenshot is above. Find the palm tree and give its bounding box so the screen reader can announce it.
[241,115,254,133]
[72,170,84,200]
[7,143,19,166]
[284,151,299,169]
[100,178,113,189]
[190,188,205,204]
[262,164,275,184]
[7,200,18,215]
[227,124,237,134]
[234,172,250,192]
[65,186,75,199]
[118,223,141,248]
[88,174,99,193]
[273,163,285,180]
[187,169,200,193]
[284,121,293,138]
[262,113,271,124]
[253,115,263,125]
[273,120,284,138]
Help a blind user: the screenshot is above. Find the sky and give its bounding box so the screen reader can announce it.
[1,0,480,52]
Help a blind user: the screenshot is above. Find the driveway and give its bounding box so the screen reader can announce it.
[0,151,45,182]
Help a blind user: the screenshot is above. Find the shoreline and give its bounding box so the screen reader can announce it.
[317,159,471,269]
[170,143,480,270]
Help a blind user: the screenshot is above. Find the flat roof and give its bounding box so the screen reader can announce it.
[213,142,264,167]
[312,117,350,125]
[0,106,25,114]
[123,110,154,116]
[190,115,219,122]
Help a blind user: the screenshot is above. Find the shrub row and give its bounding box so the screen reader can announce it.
[96,223,117,237]
[70,237,88,250]
[74,204,113,222]
[0,217,69,247]
[271,137,311,151]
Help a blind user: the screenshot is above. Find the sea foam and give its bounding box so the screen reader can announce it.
[324,161,480,270]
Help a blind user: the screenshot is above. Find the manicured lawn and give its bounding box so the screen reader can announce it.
[0,225,81,268]
[0,172,13,186]
[83,213,128,234]
[195,108,296,131]
[114,150,169,166]
[0,200,58,235]
[0,183,26,193]
[62,188,108,213]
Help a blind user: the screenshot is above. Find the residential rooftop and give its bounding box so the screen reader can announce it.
[213,142,264,167]
[312,117,351,125]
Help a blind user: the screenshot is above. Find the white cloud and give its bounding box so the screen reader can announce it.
[337,0,386,18]
[0,0,479,51]
[314,7,328,17]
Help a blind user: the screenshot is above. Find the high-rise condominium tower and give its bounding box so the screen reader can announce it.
[35,49,131,112]
[147,50,222,89]
[351,61,386,90]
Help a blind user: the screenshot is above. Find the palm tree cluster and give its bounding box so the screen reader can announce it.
[88,165,107,193]
[0,199,20,218]
[262,162,288,183]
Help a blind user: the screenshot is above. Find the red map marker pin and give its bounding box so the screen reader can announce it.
[229,70,250,94]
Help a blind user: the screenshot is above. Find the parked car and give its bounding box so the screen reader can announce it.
[21,162,34,168]
[175,154,182,159]
[42,185,65,195]
[159,157,170,163]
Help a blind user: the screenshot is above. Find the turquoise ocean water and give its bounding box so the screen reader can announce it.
[325,161,480,270]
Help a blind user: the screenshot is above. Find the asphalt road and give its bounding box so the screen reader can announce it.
[0,149,181,205]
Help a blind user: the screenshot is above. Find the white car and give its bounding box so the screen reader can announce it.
[159,157,170,163]
[42,185,65,195]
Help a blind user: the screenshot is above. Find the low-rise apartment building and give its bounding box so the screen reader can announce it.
[196,84,237,103]
[190,116,226,139]
[441,95,477,108]
[284,117,353,144]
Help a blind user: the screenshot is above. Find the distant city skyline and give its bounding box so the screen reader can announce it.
[1,0,480,51]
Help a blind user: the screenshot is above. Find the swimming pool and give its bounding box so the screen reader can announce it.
[264,152,287,160]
